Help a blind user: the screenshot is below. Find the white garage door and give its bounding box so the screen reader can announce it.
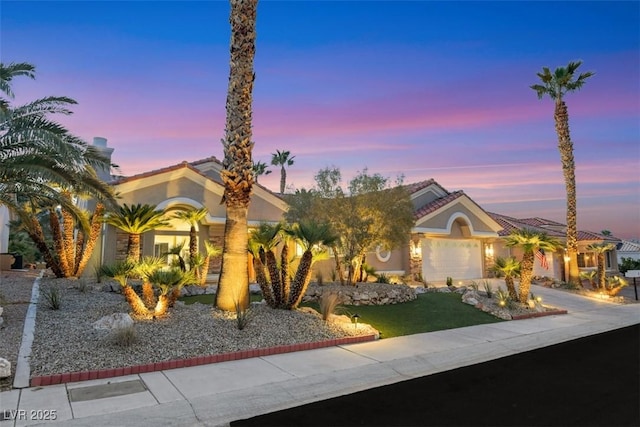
[421,238,482,281]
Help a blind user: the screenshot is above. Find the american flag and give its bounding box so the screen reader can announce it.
[536,248,549,270]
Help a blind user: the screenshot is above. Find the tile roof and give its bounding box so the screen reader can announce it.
[403,179,440,194]
[487,212,565,237]
[109,161,209,185]
[109,156,283,200]
[414,190,464,220]
[617,240,640,252]
[488,212,621,242]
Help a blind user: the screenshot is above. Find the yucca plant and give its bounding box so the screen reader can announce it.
[482,280,494,299]
[495,287,511,309]
[319,292,342,321]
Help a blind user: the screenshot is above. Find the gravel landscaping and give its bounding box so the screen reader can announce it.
[0,271,377,390]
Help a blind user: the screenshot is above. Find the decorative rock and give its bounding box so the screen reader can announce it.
[305,283,416,306]
[414,286,428,294]
[0,357,11,378]
[92,313,134,330]
[437,287,452,293]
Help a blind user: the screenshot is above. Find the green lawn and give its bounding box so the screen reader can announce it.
[180,292,503,339]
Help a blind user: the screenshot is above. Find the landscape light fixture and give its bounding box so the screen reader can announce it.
[352,313,360,329]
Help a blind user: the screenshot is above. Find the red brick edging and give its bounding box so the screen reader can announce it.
[29,334,377,387]
[511,309,568,320]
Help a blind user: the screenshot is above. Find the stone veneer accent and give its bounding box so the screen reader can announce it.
[304,282,417,306]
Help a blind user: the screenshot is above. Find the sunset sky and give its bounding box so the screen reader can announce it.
[2,1,639,239]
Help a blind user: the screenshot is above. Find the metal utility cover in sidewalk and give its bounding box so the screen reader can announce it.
[68,379,147,402]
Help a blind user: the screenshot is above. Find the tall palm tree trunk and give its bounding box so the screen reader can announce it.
[597,252,606,290]
[216,0,257,312]
[280,166,286,194]
[555,100,580,286]
[217,205,251,311]
[518,253,535,303]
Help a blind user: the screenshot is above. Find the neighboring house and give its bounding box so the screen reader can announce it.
[616,240,640,263]
[489,213,621,282]
[327,179,504,284]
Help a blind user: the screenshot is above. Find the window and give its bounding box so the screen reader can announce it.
[154,243,169,264]
[577,253,596,268]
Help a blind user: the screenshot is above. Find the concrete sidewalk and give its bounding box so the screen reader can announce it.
[1,286,638,427]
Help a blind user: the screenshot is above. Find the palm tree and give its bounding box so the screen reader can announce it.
[531,60,594,287]
[1,62,116,214]
[133,256,166,309]
[586,243,615,291]
[216,0,258,312]
[248,222,282,307]
[147,268,195,317]
[2,62,117,278]
[103,203,169,262]
[199,241,221,286]
[490,256,521,301]
[100,260,149,317]
[505,228,561,303]
[271,150,295,194]
[173,207,208,274]
[252,160,271,183]
[286,220,337,309]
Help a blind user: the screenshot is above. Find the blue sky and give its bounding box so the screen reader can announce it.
[2,1,639,238]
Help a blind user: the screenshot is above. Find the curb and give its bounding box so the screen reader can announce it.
[29,334,377,387]
[512,309,568,320]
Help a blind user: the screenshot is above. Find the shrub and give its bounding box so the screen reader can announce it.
[41,286,62,310]
[109,325,138,347]
[375,273,390,284]
[495,287,511,308]
[234,301,253,330]
[319,292,342,321]
[446,277,453,287]
[482,281,494,299]
[316,270,324,286]
[76,278,90,293]
[619,257,640,274]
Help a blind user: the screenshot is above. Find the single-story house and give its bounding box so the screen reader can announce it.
[616,240,640,264]
[89,138,621,285]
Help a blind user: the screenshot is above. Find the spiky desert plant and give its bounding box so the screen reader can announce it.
[580,270,597,290]
[319,292,342,321]
[605,275,628,297]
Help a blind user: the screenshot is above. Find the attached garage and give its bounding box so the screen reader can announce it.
[421,238,483,281]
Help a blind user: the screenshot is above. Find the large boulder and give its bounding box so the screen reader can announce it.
[0,357,11,378]
[92,313,134,330]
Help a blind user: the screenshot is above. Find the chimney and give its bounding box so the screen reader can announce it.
[92,137,114,182]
